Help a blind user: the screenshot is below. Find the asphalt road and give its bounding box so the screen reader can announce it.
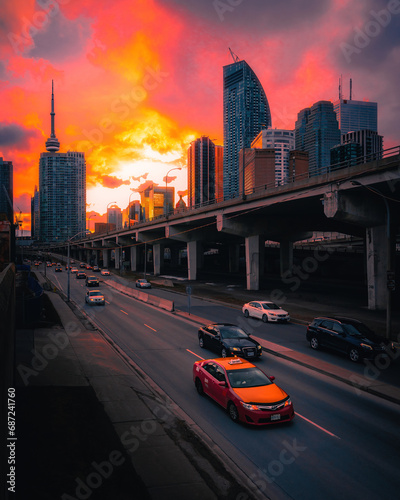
[49,269,400,500]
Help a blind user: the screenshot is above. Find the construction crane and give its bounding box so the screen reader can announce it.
[229,48,240,63]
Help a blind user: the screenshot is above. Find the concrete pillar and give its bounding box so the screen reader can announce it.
[366,226,387,310]
[153,244,164,276]
[229,244,240,273]
[197,241,204,269]
[280,240,293,277]
[115,248,121,270]
[187,240,197,281]
[102,249,109,268]
[245,235,259,290]
[130,246,137,271]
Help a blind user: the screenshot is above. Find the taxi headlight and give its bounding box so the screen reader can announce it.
[360,343,373,350]
[240,402,260,411]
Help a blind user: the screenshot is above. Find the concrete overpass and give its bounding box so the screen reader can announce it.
[44,148,400,310]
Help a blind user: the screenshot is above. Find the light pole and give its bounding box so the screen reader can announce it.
[67,230,88,302]
[165,167,182,215]
[128,192,135,227]
[351,181,393,338]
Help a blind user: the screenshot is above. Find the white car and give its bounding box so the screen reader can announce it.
[242,301,290,323]
[70,267,79,274]
[85,290,105,306]
[136,279,151,289]
[100,269,110,276]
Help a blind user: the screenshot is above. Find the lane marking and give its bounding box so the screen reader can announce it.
[144,324,157,332]
[120,309,129,315]
[296,412,340,439]
[105,301,110,304]
[186,349,204,360]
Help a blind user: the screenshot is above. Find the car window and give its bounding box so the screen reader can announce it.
[261,302,280,310]
[227,368,272,388]
[203,363,217,378]
[214,366,226,383]
[219,326,248,339]
[320,320,334,330]
[332,323,344,334]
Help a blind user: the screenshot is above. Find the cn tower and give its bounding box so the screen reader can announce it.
[45,80,60,152]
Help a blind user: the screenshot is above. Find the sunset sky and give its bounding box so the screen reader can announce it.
[1,0,399,232]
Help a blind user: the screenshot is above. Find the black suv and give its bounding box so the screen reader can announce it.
[306,316,396,363]
[85,276,99,287]
[198,323,262,359]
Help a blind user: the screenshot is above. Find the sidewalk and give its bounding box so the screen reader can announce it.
[15,288,264,500]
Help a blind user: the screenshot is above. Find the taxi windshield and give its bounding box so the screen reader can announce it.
[227,367,272,388]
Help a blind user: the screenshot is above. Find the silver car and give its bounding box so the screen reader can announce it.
[242,301,290,323]
[136,279,151,289]
[85,290,105,306]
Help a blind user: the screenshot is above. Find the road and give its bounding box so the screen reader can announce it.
[48,267,400,500]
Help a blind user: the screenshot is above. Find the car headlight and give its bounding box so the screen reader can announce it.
[284,398,292,407]
[240,402,259,411]
[257,345,262,350]
[360,343,373,350]
[232,347,241,352]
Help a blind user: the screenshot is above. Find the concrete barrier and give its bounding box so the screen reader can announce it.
[106,280,174,312]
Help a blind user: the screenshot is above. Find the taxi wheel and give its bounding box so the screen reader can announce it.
[195,378,204,395]
[244,310,249,318]
[262,314,268,323]
[228,402,239,422]
[199,337,204,348]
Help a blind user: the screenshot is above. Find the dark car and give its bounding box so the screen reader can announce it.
[80,263,86,268]
[198,323,262,359]
[306,316,396,363]
[92,266,100,272]
[55,266,62,272]
[86,276,99,287]
[76,271,86,279]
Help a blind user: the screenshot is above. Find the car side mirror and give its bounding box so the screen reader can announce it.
[218,381,226,387]
[269,376,275,382]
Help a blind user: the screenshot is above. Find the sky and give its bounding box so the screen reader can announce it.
[1,0,399,232]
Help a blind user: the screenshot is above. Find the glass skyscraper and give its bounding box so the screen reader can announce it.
[187,136,216,208]
[333,98,377,134]
[223,59,271,199]
[295,101,340,176]
[38,82,86,242]
[0,157,13,223]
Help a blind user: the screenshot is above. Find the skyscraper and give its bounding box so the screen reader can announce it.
[38,82,86,242]
[0,158,13,223]
[295,101,340,175]
[252,129,295,186]
[333,98,377,134]
[187,136,216,208]
[223,58,271,199]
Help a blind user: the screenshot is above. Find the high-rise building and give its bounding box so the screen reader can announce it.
[187,137,216,208]
[31,185,39,239]
[295,101,340,175]
[252,129,295,186]
[223,58,271,199]
[239,148,276,194]
[107,205,123,229]
[38,82,86,242]
[333,98,377,134]
[341,129,383,160]
[139,183,174,219]
[0,157,13,223]
[215,145,224,201]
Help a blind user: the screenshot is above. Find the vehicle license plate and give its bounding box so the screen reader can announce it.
[247,351,255,356]
[271,414,281,421]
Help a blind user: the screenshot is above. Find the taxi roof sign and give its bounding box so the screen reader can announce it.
[228,358,243,365]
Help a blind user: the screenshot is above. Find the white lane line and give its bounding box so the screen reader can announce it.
[144,324,157,332]
[120,309,129,315]
[186,349,204,360]
[105,301,110,304]
[296,412,340,439]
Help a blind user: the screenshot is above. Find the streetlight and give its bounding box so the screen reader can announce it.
[351,180,393,338]
[165,167,182,215]
[67,230,87,302]
[87,214,96,233]
[128,192,135,228]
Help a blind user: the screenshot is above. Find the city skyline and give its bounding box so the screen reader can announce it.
[1,0,399,232]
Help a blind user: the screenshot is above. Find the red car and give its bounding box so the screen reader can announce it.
[193,357,294,426]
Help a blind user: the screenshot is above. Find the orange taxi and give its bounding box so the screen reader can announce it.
[193,357,294,425]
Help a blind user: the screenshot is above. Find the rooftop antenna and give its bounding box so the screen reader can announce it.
[349,78,352,100]
[338,74,342,100]
[229,47,240,63]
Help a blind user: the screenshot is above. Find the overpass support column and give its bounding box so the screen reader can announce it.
[366,226,387,310]
[187,241,198,281]
[102,249,109,269]
[130,246,137,272]
[280,240,293,277]
[115,248,121,270]
[229,245,240,273]
[153,244,164,276]
[245,235,260,290]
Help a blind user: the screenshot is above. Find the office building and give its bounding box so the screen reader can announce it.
[333,98,377,135]
[223,58,271,198]
[31,185,39,239]
[0,157,13,223]
[330,142,361,168]
[295,101,340,175]
[341,129,383,160]
[38,82,86,242]
[288,151,309,181]
[239,148,275,194]
[107,205,122,229]
[187,136,216,208]
[215,145,224,201]
[139,183,174,219]
[252,129,295,186]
